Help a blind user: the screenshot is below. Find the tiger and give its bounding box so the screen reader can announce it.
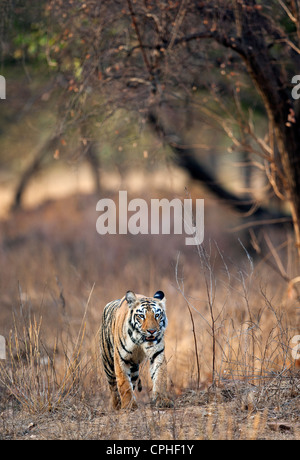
[100,290,172,410]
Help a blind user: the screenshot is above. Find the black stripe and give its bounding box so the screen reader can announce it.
[120,337,132,354]
[128,309,135,328]
[150,347,164,366]
[117,348,133,366]
[138,379,142,392]
[130,363,139,373]
[128,327,140,345]
[103,363,115,380]
[151,368,157,380]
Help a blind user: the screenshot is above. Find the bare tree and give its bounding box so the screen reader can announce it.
[10,1,300,251]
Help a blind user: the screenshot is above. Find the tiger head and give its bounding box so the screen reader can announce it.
[126,290,167,344]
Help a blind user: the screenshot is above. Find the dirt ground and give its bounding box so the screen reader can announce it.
[1,384,300,440]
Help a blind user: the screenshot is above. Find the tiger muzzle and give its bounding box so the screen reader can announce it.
[145,328,158,341]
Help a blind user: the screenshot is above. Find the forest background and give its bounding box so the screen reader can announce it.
[0,0,300,440]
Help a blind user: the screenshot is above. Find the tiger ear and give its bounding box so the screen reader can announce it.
[153,291,164,300]
[126,290,137,307]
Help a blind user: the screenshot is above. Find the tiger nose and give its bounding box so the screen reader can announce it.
[147,329,156,334]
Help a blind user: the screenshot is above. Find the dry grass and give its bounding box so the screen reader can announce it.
[0,184,299,440]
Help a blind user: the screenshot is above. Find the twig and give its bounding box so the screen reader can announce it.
[126,0,152,76]
[264,233,288,280]
[175,253,201,389]
[277,0,298,22]
[229,217,292,232]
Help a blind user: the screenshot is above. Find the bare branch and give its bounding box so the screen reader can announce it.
[277,0,298,22]
[148,110,292,225]
[126,0,153,76]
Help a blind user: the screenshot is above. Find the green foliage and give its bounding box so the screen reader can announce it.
[13,27,48,62]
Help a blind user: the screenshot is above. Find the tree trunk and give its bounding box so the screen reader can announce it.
[86,139,101,194]
[243,45,300,256]
[275,123,300,255]
[80,124,101,194]
[217,1,300,255]
[148,110,292,225]
[12,135,61,211]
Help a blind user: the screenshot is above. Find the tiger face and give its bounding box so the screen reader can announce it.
[126,290,167,345]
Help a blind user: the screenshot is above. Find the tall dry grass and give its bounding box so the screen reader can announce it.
[0,283,99,414]
[173,239,299,384]
[0,192,299,438]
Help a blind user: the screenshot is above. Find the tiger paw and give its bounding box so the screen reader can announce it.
[121,398,138,411]
[151,395,174,409]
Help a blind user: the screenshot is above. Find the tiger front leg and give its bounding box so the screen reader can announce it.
[149,348,173,408]
[108,381,121,410]
[114,353,138,410]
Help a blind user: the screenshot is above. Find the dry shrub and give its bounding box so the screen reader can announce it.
[172,240,299,389]
[0,283,100,414]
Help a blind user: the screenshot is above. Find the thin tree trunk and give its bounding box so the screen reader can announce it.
[240,21,300,255]
[80,124,101,194]
[12,135,61,211]
[86,139,101,194]
[215,0,300,255]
